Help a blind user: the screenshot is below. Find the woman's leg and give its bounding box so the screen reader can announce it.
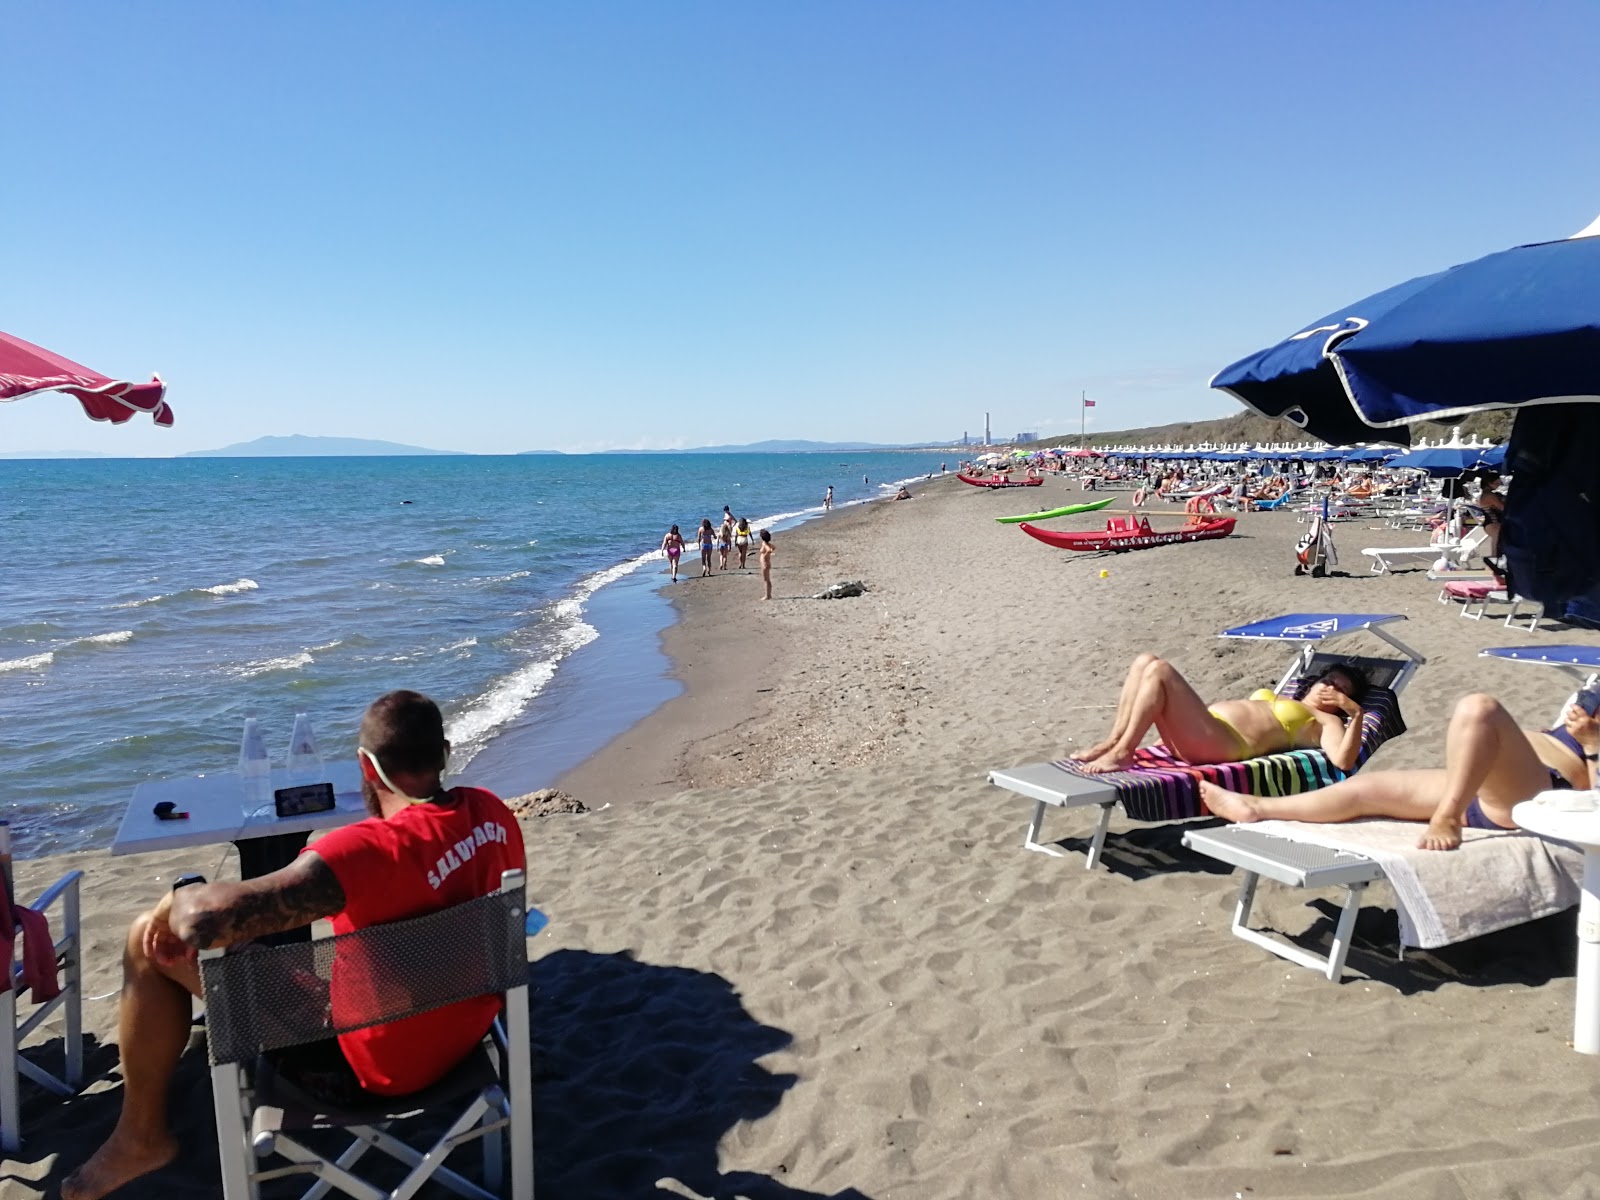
[1071,653,1158,761]
[1201,769,1445,825]
[1082,658,1239,772]
[1422,693,1551,849]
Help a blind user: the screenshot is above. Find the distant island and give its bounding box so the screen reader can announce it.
[599,439,941,455]
[0,449,111,460]
[182,435,464,458]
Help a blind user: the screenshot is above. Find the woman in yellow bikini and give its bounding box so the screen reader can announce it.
[1070,653,1366,776]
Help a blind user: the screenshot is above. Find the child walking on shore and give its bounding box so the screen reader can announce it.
[759,529,774,600]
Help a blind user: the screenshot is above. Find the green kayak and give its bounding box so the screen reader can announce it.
[995,496,1114,524]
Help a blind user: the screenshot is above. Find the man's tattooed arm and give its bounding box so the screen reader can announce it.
[169,852,346,949]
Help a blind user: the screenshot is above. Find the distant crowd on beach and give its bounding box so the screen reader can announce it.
[661,506,773,599]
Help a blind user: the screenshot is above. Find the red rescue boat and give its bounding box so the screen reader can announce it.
[1019,513,1236,552]
[957,473,1044,489]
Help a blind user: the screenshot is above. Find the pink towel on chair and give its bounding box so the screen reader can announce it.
[1444,580,1494,600]
[2,907,60,1003]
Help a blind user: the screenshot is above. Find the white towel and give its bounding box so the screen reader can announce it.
[1246,818,1583,949]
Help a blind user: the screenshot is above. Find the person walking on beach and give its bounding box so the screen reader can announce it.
[661,524,685,582]
[734,516,752,568]
[62,691,525,1200]
[697,518,716,577]
[823,485,833,511]
[718,513,734,571]
[759,528,774,600]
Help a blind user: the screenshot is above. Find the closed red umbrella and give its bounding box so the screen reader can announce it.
[0,329,172,426]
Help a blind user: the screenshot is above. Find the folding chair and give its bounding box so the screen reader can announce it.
[989,613,1424,869]
[201,869,534,1200]
[0,823,84,1153]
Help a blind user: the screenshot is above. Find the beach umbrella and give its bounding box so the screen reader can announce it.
[1339,446,1398,463]
[0,330,172,426]
[1385,445,1504,476]
[1211,222,1600,447]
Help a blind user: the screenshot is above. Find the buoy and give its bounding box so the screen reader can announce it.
[1099,569,1110,579]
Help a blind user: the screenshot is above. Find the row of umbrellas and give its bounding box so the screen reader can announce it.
[1089,443,1505,475]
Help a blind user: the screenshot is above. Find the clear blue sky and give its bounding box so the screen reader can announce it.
[6,2,1598,455]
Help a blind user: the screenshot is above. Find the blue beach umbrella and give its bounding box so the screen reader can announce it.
[1211,224,1600,447]
[1385,445,1504,476]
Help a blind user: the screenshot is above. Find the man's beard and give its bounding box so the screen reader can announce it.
[361,778,384,817]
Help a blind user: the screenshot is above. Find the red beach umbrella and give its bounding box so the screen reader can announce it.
[0,329,172,426]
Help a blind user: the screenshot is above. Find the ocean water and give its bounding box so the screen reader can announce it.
[0,451,951,855]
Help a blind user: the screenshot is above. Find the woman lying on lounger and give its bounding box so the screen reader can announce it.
[1200,692,1600,852]
[1069,654,1367,776]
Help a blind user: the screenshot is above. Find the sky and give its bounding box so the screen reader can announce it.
[5,2,1599,455]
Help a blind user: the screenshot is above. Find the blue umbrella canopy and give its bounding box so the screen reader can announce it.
[1212,228,1600,446]
[1385,445,1504,476]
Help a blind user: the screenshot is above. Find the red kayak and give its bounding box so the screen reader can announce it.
[1019,514,1236,552]
[957,473,1044,489]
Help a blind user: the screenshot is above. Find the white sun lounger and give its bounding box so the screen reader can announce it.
[1182,645,1600,981]
[1363,525,1487,574]
[988,613,1424,869]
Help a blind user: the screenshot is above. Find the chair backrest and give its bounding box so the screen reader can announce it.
[200,870,527,1068]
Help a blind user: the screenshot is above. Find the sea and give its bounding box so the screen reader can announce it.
[0,451,953,856]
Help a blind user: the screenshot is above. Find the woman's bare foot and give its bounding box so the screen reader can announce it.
[1069,738,1116,763]
[1081,748,1136,774]
[1199,781,1262,822]
[63,1131,179,1200]
[1417,817,1462,852]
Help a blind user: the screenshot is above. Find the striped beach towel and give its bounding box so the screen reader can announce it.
[1050,685,1404,824]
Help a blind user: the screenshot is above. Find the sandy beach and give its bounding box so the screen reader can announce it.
[11,474,1600,1199]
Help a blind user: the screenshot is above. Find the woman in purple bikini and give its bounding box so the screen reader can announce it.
[1201,691,1600,851]
[660,525,685,582]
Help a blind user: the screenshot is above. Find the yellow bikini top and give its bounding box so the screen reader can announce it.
[1250,688,1317,739]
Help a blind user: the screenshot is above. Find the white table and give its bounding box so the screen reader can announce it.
[1513,792,1600,1054]
[111,760,366,880]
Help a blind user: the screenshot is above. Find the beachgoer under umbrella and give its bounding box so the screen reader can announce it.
[1202,691,1600,851]
[697,518,716,577]
[661,524,685,582]
[1070,654,1367,775]
[734,517,752,568]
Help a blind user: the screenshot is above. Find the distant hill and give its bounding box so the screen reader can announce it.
[516,450,567,455]
[1026,408,1512,451]
[603,439,934,454]
[182,435,464,458]
[0,449,111,459]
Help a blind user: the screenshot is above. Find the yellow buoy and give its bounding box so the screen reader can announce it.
[1098,569,1110,579]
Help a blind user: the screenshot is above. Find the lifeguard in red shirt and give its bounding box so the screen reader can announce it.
[64,691,527,1200]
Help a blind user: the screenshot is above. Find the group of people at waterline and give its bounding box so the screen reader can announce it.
[661,506,774,598]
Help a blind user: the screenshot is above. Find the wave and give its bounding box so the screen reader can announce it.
[0,652,54,673]
[231,650,314,680]
[476,569,531,584]
[113,578,259,608]
[59,630,135,650]
[413,555,446,566]
[389,636,478,665]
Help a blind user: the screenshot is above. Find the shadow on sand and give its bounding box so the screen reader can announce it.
[532,948,873,1199]
[7,951,873,1200]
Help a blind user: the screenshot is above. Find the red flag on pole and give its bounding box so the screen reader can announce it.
[1083,398,1096,407]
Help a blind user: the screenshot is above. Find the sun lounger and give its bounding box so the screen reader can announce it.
[1364,525,1487,574]
[1181,820,1581,981]
[1181,645,1599,980]
[988,613,1424,869]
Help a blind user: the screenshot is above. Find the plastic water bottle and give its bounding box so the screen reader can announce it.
[238,712,273,810]
[286,712,325,786]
